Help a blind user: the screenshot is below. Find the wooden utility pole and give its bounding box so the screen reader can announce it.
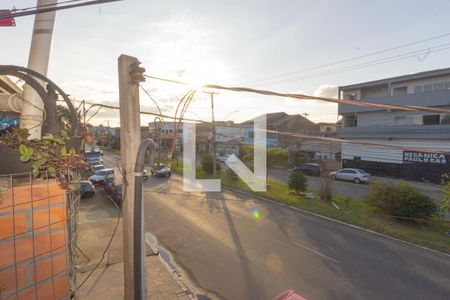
[118,54,146,299]
[203,90,219,176]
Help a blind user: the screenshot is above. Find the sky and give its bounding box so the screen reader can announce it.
[2,0,450,127]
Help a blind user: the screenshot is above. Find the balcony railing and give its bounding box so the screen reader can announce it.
[338,123,450,139]
[338,89,450,114]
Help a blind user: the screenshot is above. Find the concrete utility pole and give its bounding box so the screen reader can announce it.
[21,0,58,139]
[203,90,219,176]
[118,54,146,299]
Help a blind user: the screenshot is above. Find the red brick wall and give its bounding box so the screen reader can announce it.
[0,180,70,300]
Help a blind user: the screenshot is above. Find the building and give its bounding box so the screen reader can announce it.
[241,112,319,147]
[338,68,450,182]
[317,122,337,137]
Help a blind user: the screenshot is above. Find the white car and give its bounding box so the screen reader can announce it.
[329,168,370,184]
[89,168,115,184]
[217,154,231,162]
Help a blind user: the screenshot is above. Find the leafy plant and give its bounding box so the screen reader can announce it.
[440,173,450,217]
[0,128,88,187]
[201,153,221,175]
[288,170,307,195]
[365,181,437,220]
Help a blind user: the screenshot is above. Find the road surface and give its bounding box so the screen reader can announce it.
[142,174,450,300]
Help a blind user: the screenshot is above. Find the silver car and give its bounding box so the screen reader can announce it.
[329,168,370,184]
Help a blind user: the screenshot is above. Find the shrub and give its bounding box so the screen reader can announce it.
[366,181,437,220]
[288,170,307,195]
[201,153,221,175]
[224,168,239,182]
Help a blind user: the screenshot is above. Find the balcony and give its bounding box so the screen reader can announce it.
[338,90,450,114]
[338,124,450,140]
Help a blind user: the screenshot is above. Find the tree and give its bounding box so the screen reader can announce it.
[288,170,307,195]
[201,153,221,175]
[266,148,289,179]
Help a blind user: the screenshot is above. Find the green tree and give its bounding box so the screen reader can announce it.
[266,148,289,179]
[288,170,308,195]
[201,153,221,175]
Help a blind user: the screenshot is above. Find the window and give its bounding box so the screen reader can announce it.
[423,115,440,125]
[394,116,407,125]
[423,84,432,92]
[249,131,254,138]
[433,82,444,91]
[414,85,423,93]
[393,86,407,96]
[445,81,450,89]
[441,115,450,124]
[348,93,357,100]
[411,115,423,125]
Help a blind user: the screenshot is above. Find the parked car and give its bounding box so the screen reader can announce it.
[85,149,103,163]
[90,164,107,173]
[110,184,123,206]
[143,169,149,180]
[88,168,114,185]
[88,160,102,167]
[217,154,231,162]
[103,173,115,194]
[329,168,370,184]
[150,164,171,177]
[293,163,321,176]
[76,181,95,198]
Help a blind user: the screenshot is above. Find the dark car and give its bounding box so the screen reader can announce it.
[77,181,95,198]
[293,163,321,176]
[110,185,123,206]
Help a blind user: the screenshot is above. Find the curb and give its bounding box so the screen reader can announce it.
[222,185,450,259]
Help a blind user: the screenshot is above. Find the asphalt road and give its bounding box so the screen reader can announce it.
[268,169,442,201]
[141,174,450,300]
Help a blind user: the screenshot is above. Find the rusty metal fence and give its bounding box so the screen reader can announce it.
[0,170,81,300]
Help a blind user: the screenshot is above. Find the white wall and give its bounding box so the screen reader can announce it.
[391,74,450,94]
[342,139,450,164]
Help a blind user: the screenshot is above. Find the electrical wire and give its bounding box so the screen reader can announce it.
[236,32,450,85]
[58,99,450,155]
[11,0,84,12]
[0,0,122,19]
[251,44,450,87]
[139,84,164,123]
[145,74,450,115]
[76,158,125,291]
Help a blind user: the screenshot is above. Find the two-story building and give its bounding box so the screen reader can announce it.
[241,112,319,147]
[338,68,450,182]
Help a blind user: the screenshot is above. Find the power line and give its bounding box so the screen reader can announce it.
[237,31,450,85]
[0,0,122,19]
[252,44,450,87]
[144,75,450,115]
[59,99,450,155]
[11,0,84,12]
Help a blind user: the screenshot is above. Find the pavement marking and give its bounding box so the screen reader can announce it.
[293,241,339,264]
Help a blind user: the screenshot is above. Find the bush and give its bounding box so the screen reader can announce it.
[224,168,239,182]
[201,153,221,175]
[366,181,437,220]
[288,170,307,195]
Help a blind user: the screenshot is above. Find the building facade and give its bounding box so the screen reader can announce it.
[338,68,450,182]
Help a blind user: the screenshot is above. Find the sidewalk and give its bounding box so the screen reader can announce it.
[75,189,192,299]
